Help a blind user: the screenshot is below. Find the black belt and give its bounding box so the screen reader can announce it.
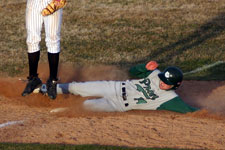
[122,83,129,107]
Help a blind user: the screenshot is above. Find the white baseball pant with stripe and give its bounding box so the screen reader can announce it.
[57,81,128,112]
[26,0,63,53]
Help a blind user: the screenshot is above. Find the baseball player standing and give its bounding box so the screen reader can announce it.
[57,61,199,113]
[22,0,66,99]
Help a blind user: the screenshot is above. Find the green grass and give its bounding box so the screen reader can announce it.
[184,62,225,80]
[0,1,224,149]
[0,143,188,150]
[0,0,225,79]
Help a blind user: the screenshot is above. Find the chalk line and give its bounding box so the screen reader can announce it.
[0,121,24,129]
[184,61,225,76]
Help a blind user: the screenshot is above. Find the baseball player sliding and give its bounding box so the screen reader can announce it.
[22,0,66,99]
[57,61,199,113]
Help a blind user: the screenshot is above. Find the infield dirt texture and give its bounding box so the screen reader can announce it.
[0,64,225,149]
[0,0,225,149]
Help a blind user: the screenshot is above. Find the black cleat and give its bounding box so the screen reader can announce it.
[22,76,42,96]
[46,78,57,99]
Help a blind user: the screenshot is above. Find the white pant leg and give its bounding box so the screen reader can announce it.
[57,81,125,112]
[44,9,63,53]
[57,81,118,97]
[26,7,43,53]
[83,98,119,112]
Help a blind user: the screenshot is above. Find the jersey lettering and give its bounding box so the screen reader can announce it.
[136,84,150,99]
[134,97,147,104]
[134,78,159,104]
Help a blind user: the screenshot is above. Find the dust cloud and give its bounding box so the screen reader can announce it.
[0,63,224,117]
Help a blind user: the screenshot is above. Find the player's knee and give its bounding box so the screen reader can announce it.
[83,100,94,111]
[46,41,60,53]
[27,44,40,53]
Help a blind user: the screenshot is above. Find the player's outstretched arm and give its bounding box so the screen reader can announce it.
[129,61,158,78]
[157,96,199,113]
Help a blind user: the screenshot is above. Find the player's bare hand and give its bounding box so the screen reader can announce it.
[145,61,158,71]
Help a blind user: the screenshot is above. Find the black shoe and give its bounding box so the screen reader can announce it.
[22,76,42,96]
[46,78,57,99]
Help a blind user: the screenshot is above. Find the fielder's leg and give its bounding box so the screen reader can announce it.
[26,6,43,54]
[44,8,62,54]
[22,6,43,96]
[44,9,63,99]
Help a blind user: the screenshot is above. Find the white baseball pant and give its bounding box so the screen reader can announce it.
[57,81,126,112]
[26,6,63,53]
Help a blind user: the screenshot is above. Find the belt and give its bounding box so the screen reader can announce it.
[122,82,129,107]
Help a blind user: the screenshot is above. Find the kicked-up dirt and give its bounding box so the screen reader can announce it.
[0,64,225,149]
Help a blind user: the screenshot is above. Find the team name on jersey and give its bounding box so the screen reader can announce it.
[134,78,159,104]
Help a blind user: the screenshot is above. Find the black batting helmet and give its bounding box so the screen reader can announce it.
[158,66,183,90]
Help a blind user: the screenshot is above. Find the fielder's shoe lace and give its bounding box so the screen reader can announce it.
[46,78,57,99]
[22,76,42,96]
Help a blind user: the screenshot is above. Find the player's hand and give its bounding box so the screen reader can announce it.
[145,61,158,71]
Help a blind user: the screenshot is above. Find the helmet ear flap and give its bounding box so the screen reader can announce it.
[172,81,181,90]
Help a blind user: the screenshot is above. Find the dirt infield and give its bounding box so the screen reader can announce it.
[0,64,225,149]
